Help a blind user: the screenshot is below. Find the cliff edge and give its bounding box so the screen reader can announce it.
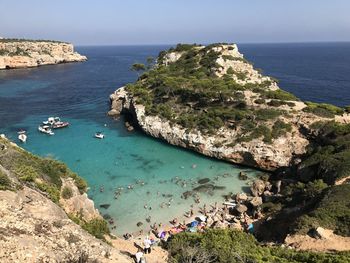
[0,39,87,69]
[109,43,350,171]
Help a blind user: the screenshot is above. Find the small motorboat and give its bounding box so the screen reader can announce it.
[52,121,69,129]
[38,125,54,135]
[94,132,105,139]
[17,130,27,143]
[43,117,69,129]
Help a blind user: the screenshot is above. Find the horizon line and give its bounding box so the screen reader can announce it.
[75,40,350,47]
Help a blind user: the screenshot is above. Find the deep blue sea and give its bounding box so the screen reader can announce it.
[0,43,349,235]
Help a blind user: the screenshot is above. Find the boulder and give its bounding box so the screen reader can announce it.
[238,171,248,180]
[250,197,262,207]
[235,204,248,214]
[236,192,248,202]
[250,179,265,197]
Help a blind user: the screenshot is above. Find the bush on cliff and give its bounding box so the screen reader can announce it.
[293,184,350,237]
[303,101,344,118]
[62,186,73,199]
[69,214,110,240]
[166,229,350,263]
[0,137,87,201]
[0,170,12,190]
[299,121,350,184]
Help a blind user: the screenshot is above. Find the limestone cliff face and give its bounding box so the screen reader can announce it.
[0,40,87,69]
[109,87,308,170]
[0,187,130,263]
[109,44,350,171]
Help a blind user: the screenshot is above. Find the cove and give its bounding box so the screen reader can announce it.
[0,46,259,235]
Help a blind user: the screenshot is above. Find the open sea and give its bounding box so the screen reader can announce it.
[0,43,349,235]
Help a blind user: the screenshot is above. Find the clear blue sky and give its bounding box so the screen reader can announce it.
[1,0,349,45]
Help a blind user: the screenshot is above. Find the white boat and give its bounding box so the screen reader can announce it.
[18,131,27,143]
[38,125,54,135]
[94,132,105,139]
[43,117,69,129]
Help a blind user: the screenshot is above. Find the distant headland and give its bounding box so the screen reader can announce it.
[0,38,87,69]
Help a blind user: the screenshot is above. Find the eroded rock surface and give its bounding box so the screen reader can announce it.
[0,40,86,69]
[0,187,131,263]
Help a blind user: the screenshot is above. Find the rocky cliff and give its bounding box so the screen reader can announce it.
[0,136,131,263]
[109,43,350,171]
[0,39,86,69]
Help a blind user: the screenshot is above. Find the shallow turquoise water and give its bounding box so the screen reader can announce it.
[6,114,256,234]
[0,46,259,235]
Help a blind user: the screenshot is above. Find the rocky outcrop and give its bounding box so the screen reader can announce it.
[0,186,131,263]
[59,178,101,221]
[0,39,86,69]
[109,44,350,171]
[109,86,308,171]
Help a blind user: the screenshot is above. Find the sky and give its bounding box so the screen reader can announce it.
[1,0,350,45]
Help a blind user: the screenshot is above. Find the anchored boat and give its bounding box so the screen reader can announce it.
[17,130,27,143]
[38,125,54,135]
[94,132,105,139]
[43,117,69,129]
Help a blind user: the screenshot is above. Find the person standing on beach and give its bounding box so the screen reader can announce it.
[143,236,152,254]
[135,248,144,263]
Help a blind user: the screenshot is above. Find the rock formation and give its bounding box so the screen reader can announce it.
[109,43,350,171]
[0,39,86,69]
[0,136,131,262]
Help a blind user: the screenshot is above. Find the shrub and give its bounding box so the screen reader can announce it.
[0,170,12,190]
[267,99,296,107]
[303,101,344,118]
[255,108,281,121]
[254,98,265,104]
[272,120,292,138]
[62,186,73,199]
[16,164,38,182]
[166,229,350,263]
[82,218,110,240]
[36,182,61,203]
[69,173,87,194]
[263,89,298,101]
[294,184,350,236]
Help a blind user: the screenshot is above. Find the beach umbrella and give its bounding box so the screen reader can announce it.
[235,204,247,214]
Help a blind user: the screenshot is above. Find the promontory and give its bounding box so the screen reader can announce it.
[0,38,86,69]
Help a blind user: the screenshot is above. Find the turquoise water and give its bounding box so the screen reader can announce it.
[5,114,255,234]
[2,43,350,235]
[0,46,258,235]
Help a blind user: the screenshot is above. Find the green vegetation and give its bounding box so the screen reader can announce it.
[294,184,350,237]
[126,44,296,143]
[261,89,298,101]
[271,120,292,138]
[0,170,12,190]
[69,214,110,240]
[0,47,30,57]
[303,101,344,118]
[300,121,350,184]
[267,99,295,107]
[130,63,146,74]
[0,137,87,202]
[166,229,350,263]
[62,186,73,199]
